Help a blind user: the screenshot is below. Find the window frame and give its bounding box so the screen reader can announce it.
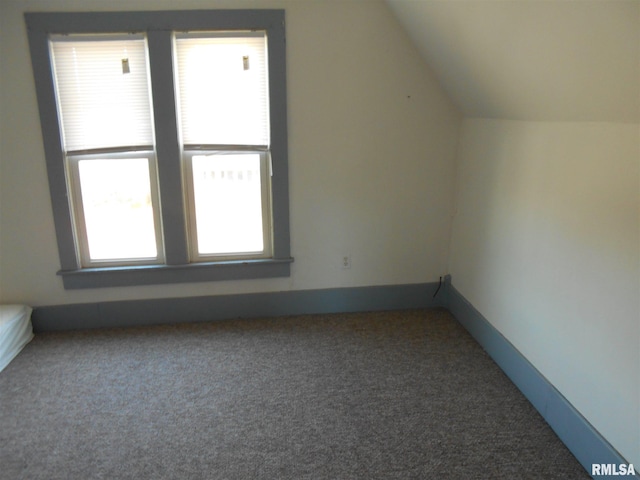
[25,10,292,289]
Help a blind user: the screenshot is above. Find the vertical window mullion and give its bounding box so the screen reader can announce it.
[146,30,189,265]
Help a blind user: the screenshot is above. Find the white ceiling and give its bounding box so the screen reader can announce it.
[385,0,640,123]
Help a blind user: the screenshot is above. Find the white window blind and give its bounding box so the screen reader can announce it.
[175,32,270,147]
[50,35,154,152]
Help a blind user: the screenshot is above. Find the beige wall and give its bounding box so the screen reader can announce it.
[449,118,640,466]
[0,0,461,306]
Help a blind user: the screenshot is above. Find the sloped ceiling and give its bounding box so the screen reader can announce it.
[385,0,640,123]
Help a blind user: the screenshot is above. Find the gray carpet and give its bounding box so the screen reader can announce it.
[0,308,589,479]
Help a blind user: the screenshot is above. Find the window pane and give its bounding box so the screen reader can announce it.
[51,36,154,152]
[192,154,265,255]
[175,33,269,146]
[77,158,158,261]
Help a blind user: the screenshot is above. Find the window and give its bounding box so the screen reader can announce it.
[25,10,291,288]
[50,34,162,268]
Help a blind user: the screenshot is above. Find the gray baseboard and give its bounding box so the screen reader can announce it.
[31,282,445,332]
[30,278,636,478]
[444,277,638,479]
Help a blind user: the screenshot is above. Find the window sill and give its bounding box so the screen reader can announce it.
[58,258,293,289]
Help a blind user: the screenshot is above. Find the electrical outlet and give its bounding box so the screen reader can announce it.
[342,255,351,269]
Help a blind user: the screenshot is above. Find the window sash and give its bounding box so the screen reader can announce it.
[66,151,164,267]
[174,31,270,147]
[50,34,155,153]
[183,150,273,262]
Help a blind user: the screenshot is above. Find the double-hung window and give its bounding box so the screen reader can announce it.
[25,10,291,289]
[176,32,272,261]
[50,35,163,267]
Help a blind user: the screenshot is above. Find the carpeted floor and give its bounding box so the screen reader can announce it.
[0,308,589,479]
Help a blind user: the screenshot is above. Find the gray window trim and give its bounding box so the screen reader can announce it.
[25,10,292,289]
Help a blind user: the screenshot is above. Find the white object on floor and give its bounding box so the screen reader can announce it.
[0,304,34,373]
